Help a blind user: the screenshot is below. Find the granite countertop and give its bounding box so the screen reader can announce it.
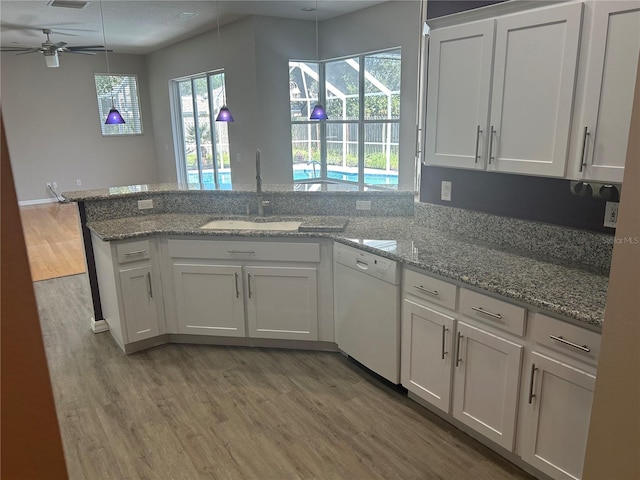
[62,182,413,202]
[86,213,608,330]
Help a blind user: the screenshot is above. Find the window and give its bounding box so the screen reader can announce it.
[290,49,401,189]
[94,74,142,136]
[170,71,231,189]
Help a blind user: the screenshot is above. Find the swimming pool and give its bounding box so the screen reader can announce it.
[187,169,398,188]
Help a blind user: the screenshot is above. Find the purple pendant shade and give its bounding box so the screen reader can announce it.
[105,107,125,125]
[216,106,234,122]
[310,104,328,120]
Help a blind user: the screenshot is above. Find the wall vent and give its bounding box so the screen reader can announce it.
[47,0,89,9]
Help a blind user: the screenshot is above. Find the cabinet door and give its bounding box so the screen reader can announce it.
[520,352,595,480]
[575,2,640,183]
[401,299,455,413]
[119,264,160,343]
[425,19,495,169]
[246,266,318,341]
[452,321,523,451]
[173,263,245,337]
[489,3,582,177]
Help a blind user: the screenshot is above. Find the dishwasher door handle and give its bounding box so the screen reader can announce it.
[355,259,369,270]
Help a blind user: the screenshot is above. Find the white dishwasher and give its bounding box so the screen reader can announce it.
[333,242,401,383]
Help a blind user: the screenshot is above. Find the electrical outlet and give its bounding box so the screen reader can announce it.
[46,181,58,189]
[138,199,154,210]
[356,200,372,211]
[604,201,619,228]
[441,181,452,201]
[76,179,82,186]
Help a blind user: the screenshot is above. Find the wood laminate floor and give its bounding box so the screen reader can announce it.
[20,202,85,281]
[35,274,536,480]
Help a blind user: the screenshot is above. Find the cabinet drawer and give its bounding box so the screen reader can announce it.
[168,239,320,263]
[403,268,457,311]
[459,288,526,336]
[116,239,151,264]
[528,313,601,365]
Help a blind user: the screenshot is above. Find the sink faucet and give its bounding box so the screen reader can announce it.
[256,149,269,216]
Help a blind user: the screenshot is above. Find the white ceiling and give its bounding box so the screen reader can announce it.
[0,0,388,55]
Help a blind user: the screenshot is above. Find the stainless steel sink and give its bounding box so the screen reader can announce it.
[200,219,302,231]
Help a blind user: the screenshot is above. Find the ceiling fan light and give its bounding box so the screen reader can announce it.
[105,107,125,124]
[45,51,59,68]
[216,106,234,122]
[310,103,328,120]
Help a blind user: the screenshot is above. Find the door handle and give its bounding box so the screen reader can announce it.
[247,273,253,298]
[488,125,496,164]
[147,272,153,298]
[474,125,482,164]
[455,332,463,367]
[234,272,240,298]
[579,126,590,173]
[528,363,538,404]
[441,325,448,360]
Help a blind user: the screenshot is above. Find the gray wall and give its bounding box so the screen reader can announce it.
[321,0,421,191]
[147,15,316,186]
[2,1,422,201]
[148,2,419,189]
[1,51,157,202]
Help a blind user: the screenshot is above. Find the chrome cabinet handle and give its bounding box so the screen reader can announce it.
[441,325,448,360]
[455,332,463,367]
[471,306,502,320]
[474,125,482,164]
[528,363,537,404]
[147,272,153,298]
[488,125,496,164]
[549,335,591,352]
[413,285,438,296]
[227,250,255,255]
[124,250,147,256]
[247,273,253,298]
[234,272,240,298]
[579,126,590,172]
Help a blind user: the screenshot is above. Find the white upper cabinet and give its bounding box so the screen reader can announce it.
[488,3,583,177]
[569,1,640,183]
[425,19,495,169]
[425,2,583,178]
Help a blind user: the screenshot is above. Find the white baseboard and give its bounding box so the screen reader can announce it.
[18,198,58,206]
[90,317,110,334]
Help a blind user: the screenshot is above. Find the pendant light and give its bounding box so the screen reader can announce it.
[215,1,234,122]
[99,0,125,125]
[309,0,327,120]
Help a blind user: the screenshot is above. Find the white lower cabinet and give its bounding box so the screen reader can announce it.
[246,266,318,341]
[519,352,596,480]
[173,264,245,337]
[166,239,323,342]
[452,321,523,451]
[119,264,161,343]
[401,299,455,413]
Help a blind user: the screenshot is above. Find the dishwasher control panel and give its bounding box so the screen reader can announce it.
[334,242,400,285]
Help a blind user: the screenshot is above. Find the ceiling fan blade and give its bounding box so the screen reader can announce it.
[1,47,36,52]
[66,50,97,55]
[66,45,106,50]
[10,41,40,48]
[16,50,41,56]
[52,41,68,49]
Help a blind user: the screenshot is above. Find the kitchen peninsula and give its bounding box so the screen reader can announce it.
[65,182,609,335]
[64,182,611,480]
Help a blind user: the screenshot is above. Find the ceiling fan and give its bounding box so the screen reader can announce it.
[0,28,111,68]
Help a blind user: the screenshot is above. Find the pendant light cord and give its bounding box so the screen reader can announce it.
[216,1,226,106]
[315,0,319,61]
[98,0,114,105]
